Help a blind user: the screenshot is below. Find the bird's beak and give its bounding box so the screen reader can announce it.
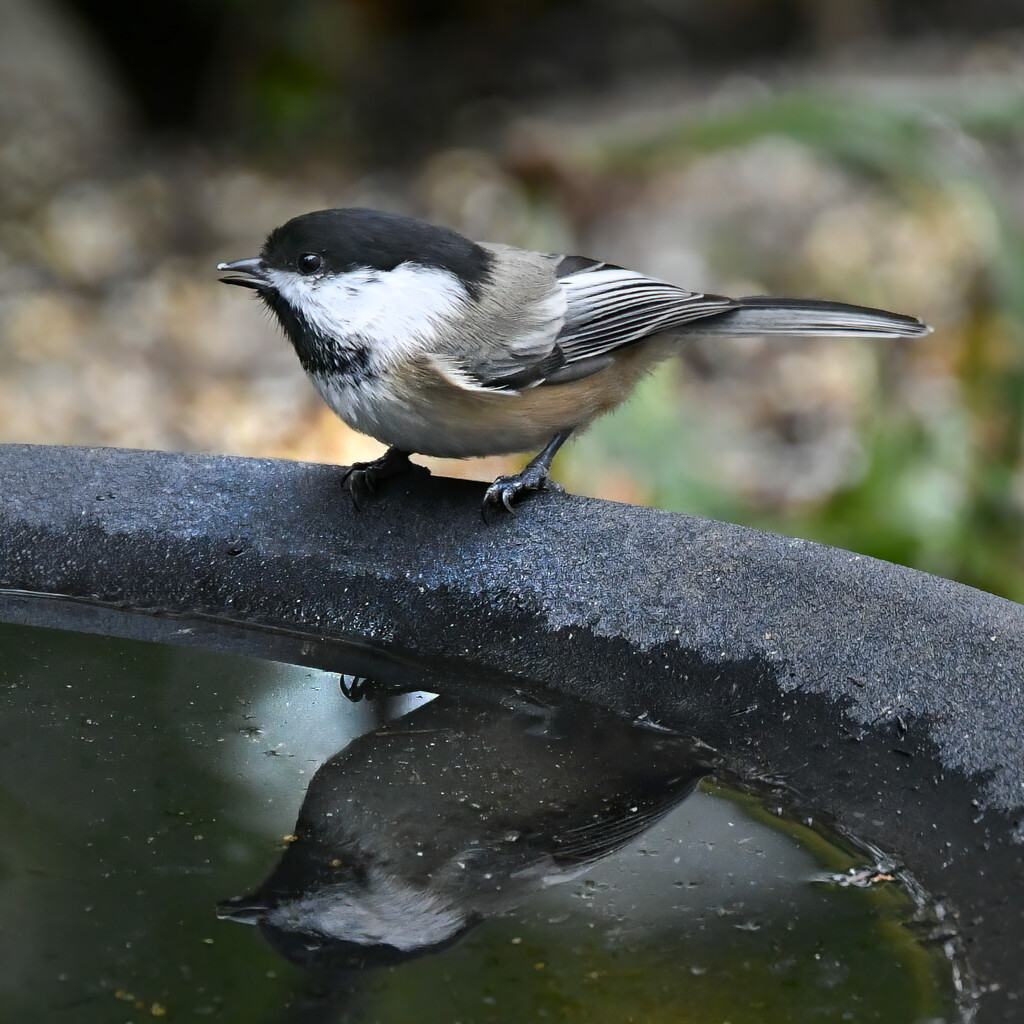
[216,892,268,924]
[217,257,269,290]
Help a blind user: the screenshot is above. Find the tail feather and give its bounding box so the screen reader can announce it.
[687,296,931,339]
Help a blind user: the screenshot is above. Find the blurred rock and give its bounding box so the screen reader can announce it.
[0,0,127,213]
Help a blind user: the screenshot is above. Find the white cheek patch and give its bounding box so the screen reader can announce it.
[266,263,469,361]
[268,875,466,952]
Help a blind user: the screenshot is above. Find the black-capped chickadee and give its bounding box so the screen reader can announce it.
[217,692,708,974]
[219,208,930,514]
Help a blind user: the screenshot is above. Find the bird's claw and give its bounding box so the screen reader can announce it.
[340,467,376,508]
[481,469,565,521]
[340,450,420,508]
[339,675,374,702]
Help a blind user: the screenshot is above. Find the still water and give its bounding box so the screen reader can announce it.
[0,620,955,1022]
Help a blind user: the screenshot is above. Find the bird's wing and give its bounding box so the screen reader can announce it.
[553,257,737,365]
[441,254,736,394]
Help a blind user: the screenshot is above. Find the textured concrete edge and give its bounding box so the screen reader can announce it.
[1,442,1023,1020]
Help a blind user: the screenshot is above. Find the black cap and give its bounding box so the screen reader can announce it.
[261,208,494,299]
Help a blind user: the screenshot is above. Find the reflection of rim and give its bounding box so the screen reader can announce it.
[0,587,437,687]
[3,443,1023,1023]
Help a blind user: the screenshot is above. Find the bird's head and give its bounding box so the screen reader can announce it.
[218,208,494,375]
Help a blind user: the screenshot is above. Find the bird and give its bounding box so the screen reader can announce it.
[218,208,931,516]
[216,691,709,975]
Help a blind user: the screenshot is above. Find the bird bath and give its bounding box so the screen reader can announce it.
[2,443,1023,1022]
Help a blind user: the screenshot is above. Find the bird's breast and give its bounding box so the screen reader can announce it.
[310,346,651,458]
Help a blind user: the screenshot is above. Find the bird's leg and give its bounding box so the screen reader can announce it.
[482,430,572,518]
[340,447,422,507]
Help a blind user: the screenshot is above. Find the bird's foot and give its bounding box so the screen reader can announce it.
[482,464,565,519]
[340,448,422,507]
[339,675,375,702]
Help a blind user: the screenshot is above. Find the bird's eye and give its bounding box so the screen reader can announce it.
[298,253,323,275]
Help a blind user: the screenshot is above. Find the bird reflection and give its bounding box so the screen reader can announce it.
[218,690,711,975]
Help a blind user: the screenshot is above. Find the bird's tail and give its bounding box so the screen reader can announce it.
[686,296,931,338]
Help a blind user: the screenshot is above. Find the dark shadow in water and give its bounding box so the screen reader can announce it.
[218,688,713,980]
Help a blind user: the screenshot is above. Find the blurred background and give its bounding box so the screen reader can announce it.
[2,0,1023,599]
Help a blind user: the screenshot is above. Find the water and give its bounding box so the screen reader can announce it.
[0,620,957,1022]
